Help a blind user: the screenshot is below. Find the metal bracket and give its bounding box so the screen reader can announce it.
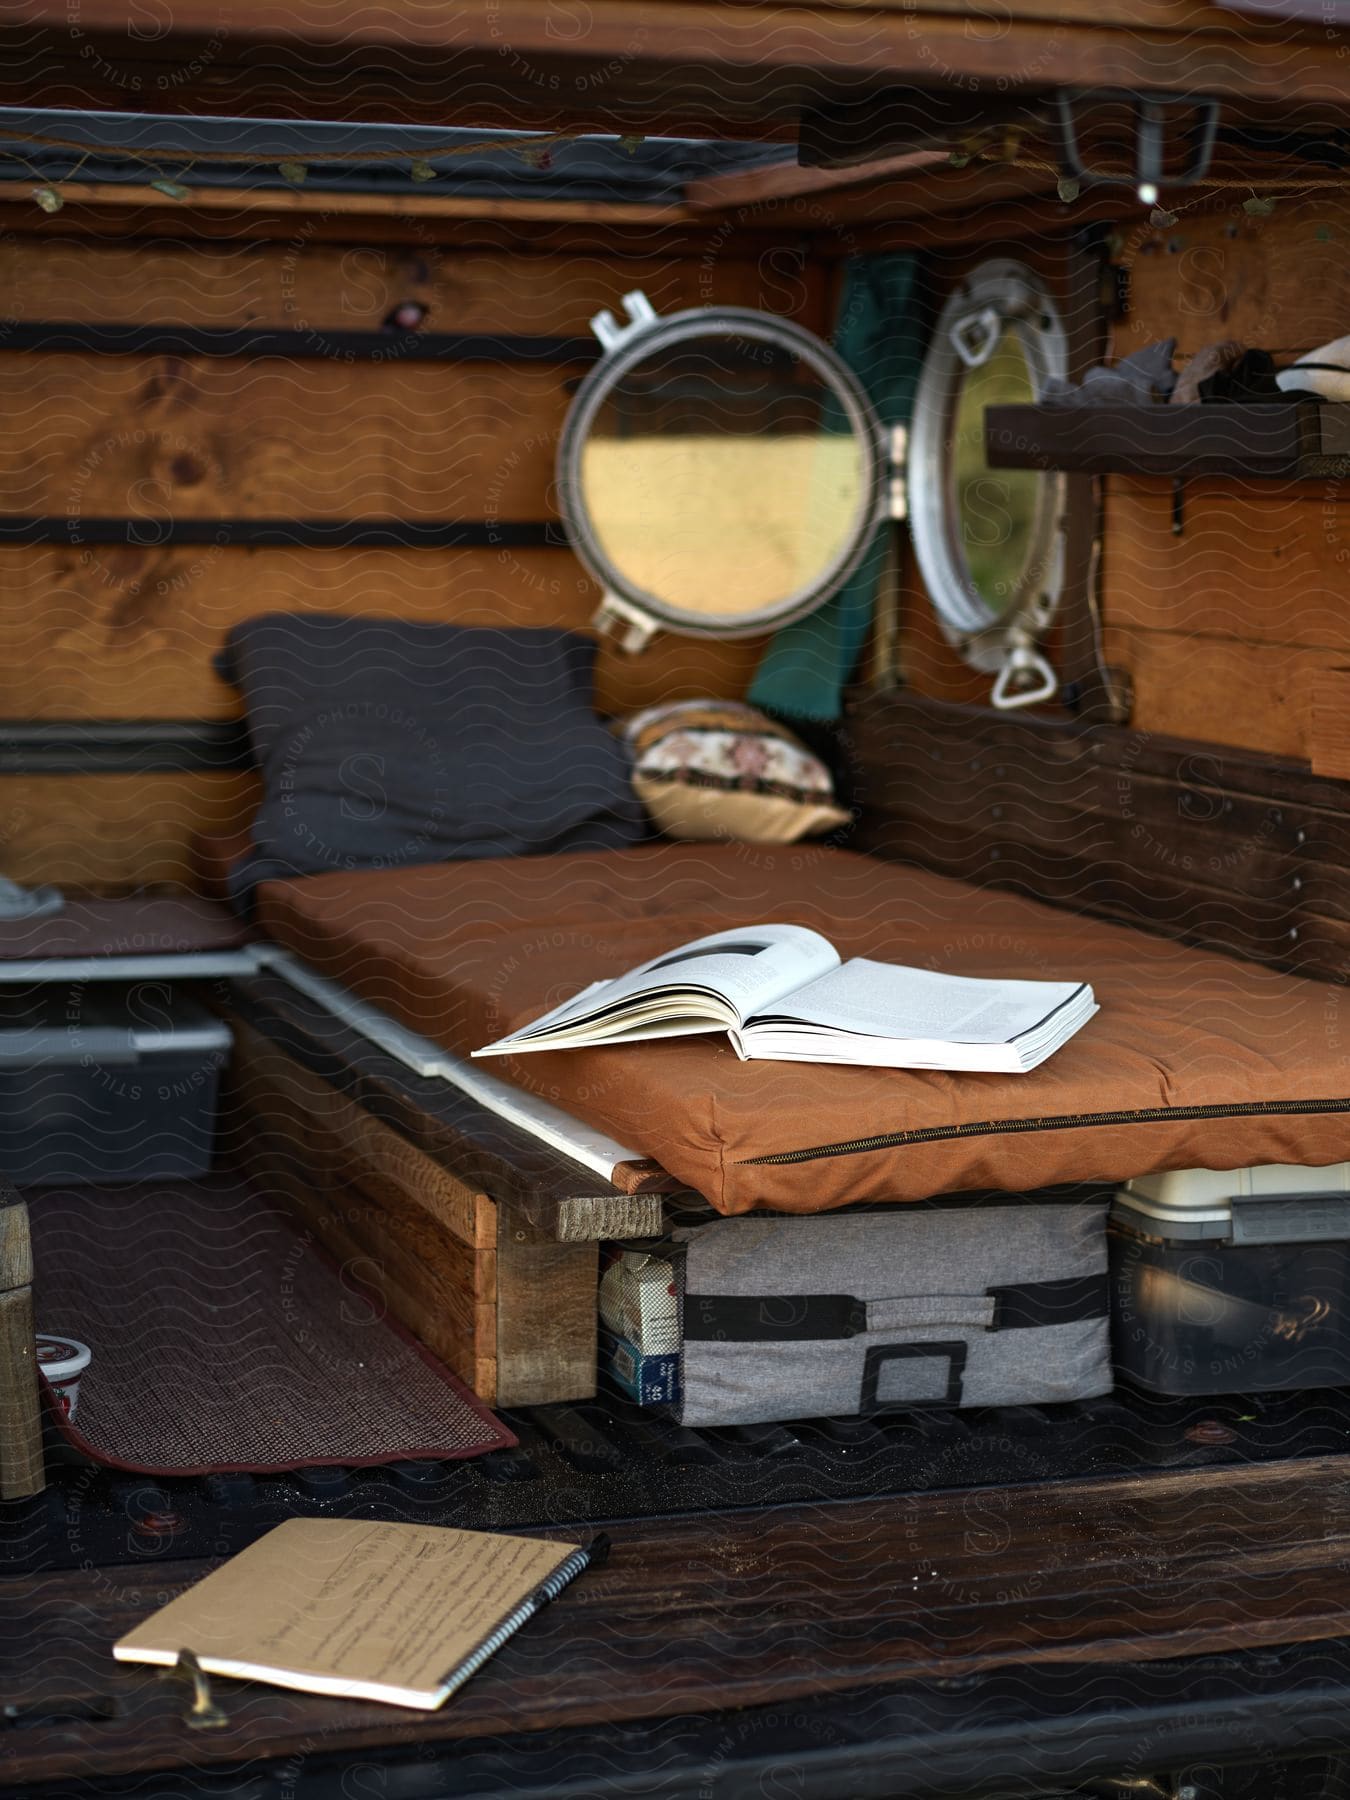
[1101,665,1134,724]
[1056,90,1221,198]
[589,290,659,357]
[254,946,646,1184]
[888,423,909,521]
[592,590,660,654]
[170,1650,228,1731]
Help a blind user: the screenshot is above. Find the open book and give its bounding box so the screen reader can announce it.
[473,924,1096,1073]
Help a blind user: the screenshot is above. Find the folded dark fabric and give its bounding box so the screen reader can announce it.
[1196,346,1289,403]
[215,614,643,908]
[1045,336,1299,411]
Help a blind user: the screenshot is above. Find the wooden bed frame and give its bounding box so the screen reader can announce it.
[201,687,1350,1440]
[223,972,671,1412]
[4,684,1348,1505]
[7,677,1347,1498]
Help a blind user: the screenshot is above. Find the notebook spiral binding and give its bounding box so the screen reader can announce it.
[439,1540,601,1701]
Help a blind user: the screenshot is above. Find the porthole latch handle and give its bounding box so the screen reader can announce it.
[990,638,1058,711]
[950,306,1003,370]
[593,589,659,653]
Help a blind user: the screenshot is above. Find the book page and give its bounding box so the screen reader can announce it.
[749,958,1084,1044]
[482,923,839,1048]
[114,1519,581,1702]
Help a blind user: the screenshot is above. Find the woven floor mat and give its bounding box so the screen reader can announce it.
[29,1176,514,1474]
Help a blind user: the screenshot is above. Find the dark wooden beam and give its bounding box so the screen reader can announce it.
[847,688,1350,983]
[3,1,1348,138]
[0,720,252,775]
[0,321,598,364]
[0,518,566,549]
[0,199,782,257]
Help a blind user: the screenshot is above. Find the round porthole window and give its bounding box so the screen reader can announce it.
[908,260,1069,709]
[557,292,887,651]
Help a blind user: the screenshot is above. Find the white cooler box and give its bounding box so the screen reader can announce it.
[1110,1162,1350,1396]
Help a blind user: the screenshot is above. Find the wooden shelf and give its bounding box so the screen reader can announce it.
[985,400,1350,481]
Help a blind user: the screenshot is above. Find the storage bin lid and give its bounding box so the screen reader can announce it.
[1115,1162,1350,1243]
[0,988,231,1067]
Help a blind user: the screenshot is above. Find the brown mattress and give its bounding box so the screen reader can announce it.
[257,845,1350,1215]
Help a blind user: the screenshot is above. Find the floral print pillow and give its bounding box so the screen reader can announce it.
[618,699,851,844]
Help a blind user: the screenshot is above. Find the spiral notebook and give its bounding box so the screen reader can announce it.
[113,1518,598,1710]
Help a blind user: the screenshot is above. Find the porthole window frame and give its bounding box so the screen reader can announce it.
[908,259,1070,706]
[556,295,888,651]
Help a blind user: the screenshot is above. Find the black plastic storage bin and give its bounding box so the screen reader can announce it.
[1110,1165,1350,1396]
[0,987,232,1185]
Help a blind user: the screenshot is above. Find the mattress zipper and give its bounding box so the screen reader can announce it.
[740,1096,1350,1167]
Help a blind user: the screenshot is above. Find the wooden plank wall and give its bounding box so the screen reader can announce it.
[0,226,834,889]
[13,193,1335,888]
[1102,192,1350,761]
[851,689,1350,984]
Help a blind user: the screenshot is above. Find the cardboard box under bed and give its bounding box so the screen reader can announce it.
[230,844,1350,1408]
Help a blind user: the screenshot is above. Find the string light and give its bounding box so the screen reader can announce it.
[944,129,1345,223]
[0,116,1335,221]
[0,124,648,211]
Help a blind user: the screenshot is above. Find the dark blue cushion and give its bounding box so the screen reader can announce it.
[215,614,642,907]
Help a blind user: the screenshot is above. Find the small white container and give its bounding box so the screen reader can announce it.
[35,1334,91,1421]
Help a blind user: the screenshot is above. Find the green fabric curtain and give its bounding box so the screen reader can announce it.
[748,253,926,722]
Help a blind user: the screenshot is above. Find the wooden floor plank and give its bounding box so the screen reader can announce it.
[8,1456,1350,1784]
